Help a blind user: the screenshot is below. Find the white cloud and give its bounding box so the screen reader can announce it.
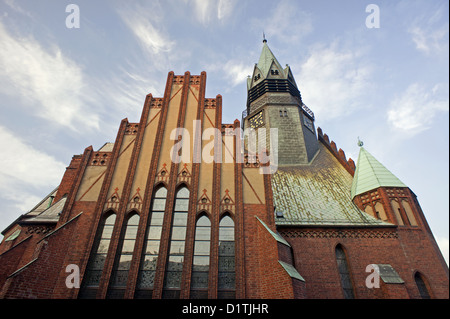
[387,83,449,134]
[0,22,100,132]
[192,0,213,25]
[222,59,253,87]
[298,42,373,121]
[407,2,449,59]
[0,125,66,215]
[0,126,65,188]
[119,8,174,56]
[217,0,235,21]
[116,3,175,72]
[409,24,449,57]
[436,237,449,266]
[181,0,236,25]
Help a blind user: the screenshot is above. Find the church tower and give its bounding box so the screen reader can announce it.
[242,38,318,165]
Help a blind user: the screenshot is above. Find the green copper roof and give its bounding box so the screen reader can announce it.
[272,143,390,227]
[351,147,407,199]
[247,40,298,92]
[257,42,285,78]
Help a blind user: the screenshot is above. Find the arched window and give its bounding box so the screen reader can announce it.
[107,213,140,299]
[79,212,116,299]
[190,214,211,299]
[391,200,405,225]
[162,186,190,299]
[135,186,167,299]
[218,214,235,299]
[374,202,388,221]
[335,245,355,299]
[402,200,418,226]
[415,272,431,299]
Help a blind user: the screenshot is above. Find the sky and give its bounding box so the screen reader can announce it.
[0,0,448,264]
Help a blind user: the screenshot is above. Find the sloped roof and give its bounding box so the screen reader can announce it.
[272,143,391,227]
[351,147,407,199]
[97,142,114,152]
[25,187,58,217]
[21,196,66,224]
[257,42,285,78]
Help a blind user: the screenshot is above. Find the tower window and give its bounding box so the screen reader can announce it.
[271,69,279,75]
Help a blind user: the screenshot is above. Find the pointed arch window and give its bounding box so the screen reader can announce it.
[335,245,355,299]
[107,213,139,299]
[190,214,211,299]
[415,272,431,299]
[162,186,190,299]
[79,212,116,299]
[135,186,167,299]
[402,200,418,226]
[218,214,235,299]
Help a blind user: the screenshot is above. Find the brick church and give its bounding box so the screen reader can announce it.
[0,39,448,299]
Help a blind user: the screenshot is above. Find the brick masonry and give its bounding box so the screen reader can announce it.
[0,72,448,299]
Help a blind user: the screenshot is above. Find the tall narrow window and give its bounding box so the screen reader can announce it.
[107,213,140,299]
[415,272,431,299]
[163,186,190,299]
[391,200,405,225]
[218,214,235,299]
[79,212,116,299]
[135,186,167,299]
[335,245,354,299]
[402,200,418,226]
[190,215,211,299]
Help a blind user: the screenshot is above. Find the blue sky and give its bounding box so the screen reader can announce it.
[0,0,448,263]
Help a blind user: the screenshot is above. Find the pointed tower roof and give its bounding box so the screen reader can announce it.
[257,40,285,78]
[247,38,299,95]
[351,146,407,199]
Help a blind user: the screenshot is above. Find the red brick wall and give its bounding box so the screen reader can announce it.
[243,204,294,298]
[396,228,449,298]
[0,214,81,298]
[279,226,449,299]
[52,202,98,298]
[0,236,32,295]
[53,155,82,204]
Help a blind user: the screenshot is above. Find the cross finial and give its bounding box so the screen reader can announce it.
[263,31,267,43]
